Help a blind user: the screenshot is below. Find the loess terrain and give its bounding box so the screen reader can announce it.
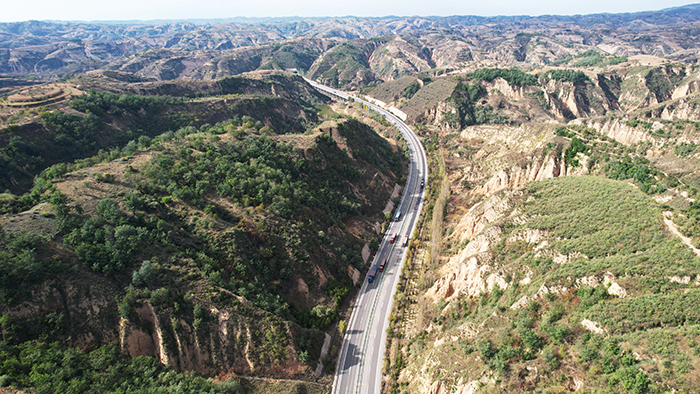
[376,28,700,394]
[3,4,700,394]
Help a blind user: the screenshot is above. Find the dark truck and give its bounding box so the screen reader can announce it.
[379,258,386,272]
[368,264,379,283]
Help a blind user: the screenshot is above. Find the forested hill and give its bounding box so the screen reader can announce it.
[0,72,326,196]
[0,73,407,392]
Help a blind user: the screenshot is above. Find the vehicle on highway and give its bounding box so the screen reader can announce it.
[420,179,424,189]
[304,78,427,394]
[395,210,401,221]
[404,235,409,247]
[368,264,378,283]
[379,258,386,272]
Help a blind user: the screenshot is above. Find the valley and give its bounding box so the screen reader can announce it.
[3,4,700,394]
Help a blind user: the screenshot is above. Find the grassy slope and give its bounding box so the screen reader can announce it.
[395,176,700,393]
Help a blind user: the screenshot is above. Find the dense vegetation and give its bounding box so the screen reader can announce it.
[444,81,508,129]
[0,92,194,195]
[545,69,590,84]
[676,200,700,248]
[42,118,399,326]
[467,67,539,87]
[0,78,321,197]
[0,341,244,394]
[554,124,675,194]
[586,289,700,335]
[402,82,421,99]
[140,132,363,221]
[555,126,590,167]
[603,156,668,194]
[549,50,627,67]
[0,231,62,306]
[522,177,698,281]
[308,38,388,89]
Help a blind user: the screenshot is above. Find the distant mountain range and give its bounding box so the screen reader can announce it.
[18,3,700,26]
[0,4,699,82]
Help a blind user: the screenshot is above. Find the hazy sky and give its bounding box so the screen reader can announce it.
[1,0,695,22]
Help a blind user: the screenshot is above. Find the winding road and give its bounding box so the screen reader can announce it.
[305,78,428,394]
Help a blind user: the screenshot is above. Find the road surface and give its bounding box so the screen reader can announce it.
[305,78,428,394]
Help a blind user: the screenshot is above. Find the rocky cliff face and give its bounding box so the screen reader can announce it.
[428,147,568,305]
[8,273,316,378]
[581,117,653,145]
[470,151,565,196]
[427,227,508,302]
[119,298,311,377]
[659,97,700,121]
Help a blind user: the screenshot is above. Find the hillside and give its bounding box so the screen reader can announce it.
[390,175,700,393]
[0,74,407,392]
[377,55,700,394]
[364,62,700,128]
[0,71,328,196]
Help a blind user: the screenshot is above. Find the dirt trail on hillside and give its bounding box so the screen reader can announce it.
[663,211,700,257]
[314,333,332,377]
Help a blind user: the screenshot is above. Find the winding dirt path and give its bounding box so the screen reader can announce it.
[663,211,700,257]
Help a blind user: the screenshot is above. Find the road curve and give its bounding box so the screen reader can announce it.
[305,78,428,394]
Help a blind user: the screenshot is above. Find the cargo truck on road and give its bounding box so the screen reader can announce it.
[368,264,378,283]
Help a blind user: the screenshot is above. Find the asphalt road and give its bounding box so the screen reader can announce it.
[304,78,428,394]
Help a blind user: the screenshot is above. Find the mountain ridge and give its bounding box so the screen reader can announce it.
[2,5,700,82]
[9,3,700,26]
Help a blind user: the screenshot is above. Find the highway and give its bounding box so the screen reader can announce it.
[304,78,428,394]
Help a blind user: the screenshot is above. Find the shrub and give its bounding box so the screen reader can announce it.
[674,142,697,157]
[402,82,421,99]
[298,350,310,364]
[132,260,156,288]
[542,346,560,370]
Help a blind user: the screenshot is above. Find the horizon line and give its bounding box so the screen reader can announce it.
[1,3,698,25]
